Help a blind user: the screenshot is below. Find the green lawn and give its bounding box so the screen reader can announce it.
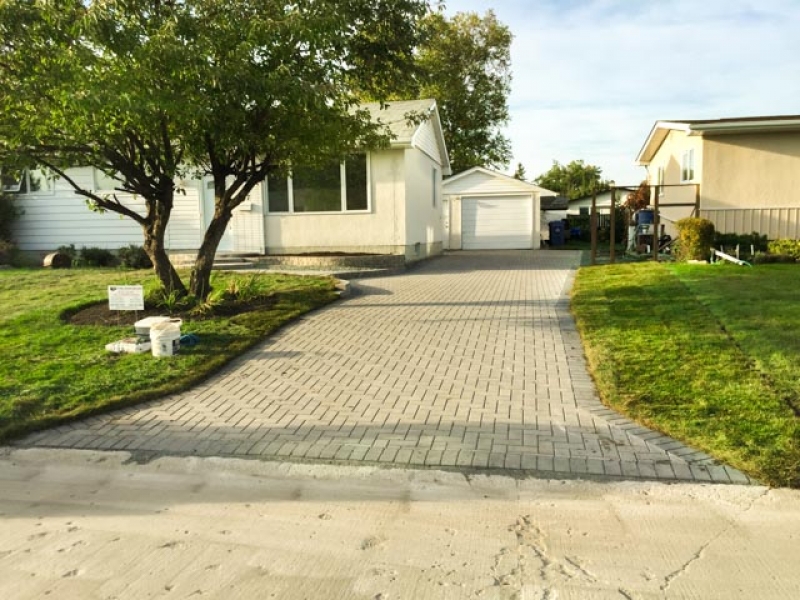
[0,269,338,442]
[571,262,800,487]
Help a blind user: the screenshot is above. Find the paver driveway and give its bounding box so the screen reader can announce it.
[19,250,751,483]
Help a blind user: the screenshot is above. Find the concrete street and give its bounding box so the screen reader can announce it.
[1,448,798,599]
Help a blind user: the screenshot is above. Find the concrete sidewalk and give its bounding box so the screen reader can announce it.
[17,250,751,483]
[0,449,796,599]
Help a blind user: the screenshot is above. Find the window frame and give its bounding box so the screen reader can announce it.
[1,167,56,196]
[265,154,371,215]
[681,149,695,183]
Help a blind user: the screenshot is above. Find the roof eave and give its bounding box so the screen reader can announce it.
[636,121,691,165]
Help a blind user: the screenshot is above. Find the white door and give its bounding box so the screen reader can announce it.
[203,178,234,252]
[461,196,533,250]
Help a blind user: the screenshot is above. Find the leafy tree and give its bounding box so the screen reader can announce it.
[534,160,611,200]
[0,0,428,298]
[513,163,527,181]
[394,10,512,174]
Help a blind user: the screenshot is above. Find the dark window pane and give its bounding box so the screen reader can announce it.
[1,168,25,193]
[293,162,341,212]
[345,154,368,211]
[268,176,289,212]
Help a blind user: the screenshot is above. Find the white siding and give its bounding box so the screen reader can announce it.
[13,167,204,252]
[461,196,534,250]
[231,184,265,254]
[412,118,444,167]
[166,184,203,250]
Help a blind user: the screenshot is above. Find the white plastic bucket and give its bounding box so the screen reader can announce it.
[150,319,182,357]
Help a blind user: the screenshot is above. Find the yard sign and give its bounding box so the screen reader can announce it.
[108,285,144,311]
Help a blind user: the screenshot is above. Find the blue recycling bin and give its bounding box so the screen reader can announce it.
[549,221,565,246]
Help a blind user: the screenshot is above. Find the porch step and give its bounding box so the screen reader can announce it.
[211,255,259,271]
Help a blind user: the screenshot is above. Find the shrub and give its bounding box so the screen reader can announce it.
[767,239,800,260]
[0,192,22,242]
[752,253,796,264]
[714,232,769,254]
[676,217,715,262]
[117,244,153,269]
[79,246,118,267]
[0,240,14,264]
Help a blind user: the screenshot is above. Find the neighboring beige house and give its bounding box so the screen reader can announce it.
[636,115,800,238]
[442,167,555,250]
[8,99,451,264]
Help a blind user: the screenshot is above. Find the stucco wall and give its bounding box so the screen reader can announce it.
[702,132,800,210]
[403,148,443,261]
[263,150,406,255]
[647,130,702,231]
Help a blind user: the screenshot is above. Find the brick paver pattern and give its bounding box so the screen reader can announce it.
[19,251,753,483]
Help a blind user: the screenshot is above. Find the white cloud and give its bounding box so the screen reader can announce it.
[443,0,800,182]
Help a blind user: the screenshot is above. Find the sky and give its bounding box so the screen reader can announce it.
[443,0,800,185]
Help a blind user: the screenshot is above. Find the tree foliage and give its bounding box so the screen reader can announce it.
[534,160,611,200]
[513,163,527,181]
[0,0,428,297]
[393,9,513,174]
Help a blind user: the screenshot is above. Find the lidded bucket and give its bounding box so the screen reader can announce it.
[150,319,182,357]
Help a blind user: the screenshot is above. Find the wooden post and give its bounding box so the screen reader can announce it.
[590,191,597,266]
[609,188,616,264]
[653,187,660,261]
[695,184,701,217]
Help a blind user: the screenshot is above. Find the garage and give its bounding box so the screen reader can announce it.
[442,166,555,251]
[461,196,533,250]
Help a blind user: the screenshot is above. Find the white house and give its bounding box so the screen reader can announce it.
[442,167,555,250]
[9,99,451,264]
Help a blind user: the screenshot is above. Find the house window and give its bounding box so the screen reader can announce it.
[267,155,369,213]
[1,167,54,194]
[267,175,290,213]
[432,167,438,207]
[656,166,665,196]
[345,154,368,211]
[1,168,25,193]
[681,149,695,182]
[293,162,342,212]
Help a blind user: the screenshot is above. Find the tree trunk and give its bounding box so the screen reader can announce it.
[143,190,187,296]
[189,200,233,300]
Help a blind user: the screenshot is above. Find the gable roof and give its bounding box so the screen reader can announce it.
[636,115,800,165]
[443,166,557,195]
[361,99,451,175]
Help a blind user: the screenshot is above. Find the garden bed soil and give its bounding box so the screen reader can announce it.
[65,296,276,327]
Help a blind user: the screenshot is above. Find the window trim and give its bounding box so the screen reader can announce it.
[432,167,438,208]
[265,154,371,215]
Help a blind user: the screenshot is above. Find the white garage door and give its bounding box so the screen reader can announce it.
[462,196,533,250]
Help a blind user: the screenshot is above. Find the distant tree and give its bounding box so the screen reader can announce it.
[534,160,611,200]
[513,163,528,181]
[394,10,513,174]
[0,0,428,298]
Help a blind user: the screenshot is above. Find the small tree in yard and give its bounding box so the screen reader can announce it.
[624,182,651,225]
[0,0,428,298]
